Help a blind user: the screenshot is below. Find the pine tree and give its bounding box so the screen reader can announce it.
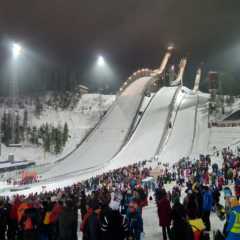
[20,126,25,142]
[50,126,55,152]
[34,127,39,145]
[23,109,28,130]
[43,124,51,152]
[1,112,7,144]
[63,122,69,144]
[6,112,12,145]
[26,126,31,142]
[54,127,62,154]
[35,97,43,117]
[29,127,34,144]
[229,95,235,105]
[30,127,38,145]
[15,112,21,144]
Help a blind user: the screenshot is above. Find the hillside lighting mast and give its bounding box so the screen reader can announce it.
[11,42,23,144]
[97,55,106,119]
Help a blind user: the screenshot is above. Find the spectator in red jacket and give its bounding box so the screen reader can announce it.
[235,178,240,200]
[157,189,172,240]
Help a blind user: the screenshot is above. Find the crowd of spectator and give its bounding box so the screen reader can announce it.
[0,147,240,240]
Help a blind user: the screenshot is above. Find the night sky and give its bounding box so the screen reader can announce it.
[0,0,240,94]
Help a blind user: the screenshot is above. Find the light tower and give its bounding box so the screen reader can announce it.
[97,55,105,67]
[12,43,22,59]
[11,42,23,144]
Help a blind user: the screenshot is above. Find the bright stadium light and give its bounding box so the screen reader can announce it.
[12,43,22,59]
[97,55,105,67]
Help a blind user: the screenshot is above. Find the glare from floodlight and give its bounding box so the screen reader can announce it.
[97,56,105,67]
[12,43,22,59]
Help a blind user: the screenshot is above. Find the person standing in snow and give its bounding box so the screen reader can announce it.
[184,190,199,219]
[171,197,194,240]
[157,190,172,240]
[80,190,87,220]
[225,204,240,240]
[100,200,128,240]
[202,186,213,231]
[58,199,78,240]
[234,178,240,201]
[0,199,8,240]
[127,201,143,240]
[84,200,102,240]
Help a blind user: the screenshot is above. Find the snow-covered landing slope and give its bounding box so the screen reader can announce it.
[159,89,209,163]
[43,77,153,180]
[208,127,240,152]
[191,100,210,157]
[107,87,179,169]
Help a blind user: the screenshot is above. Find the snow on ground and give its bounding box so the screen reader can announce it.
[208,127,240,152]
[191,101,210,157]
[0,94,115,164]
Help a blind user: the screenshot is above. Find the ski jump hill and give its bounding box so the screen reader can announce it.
[40,49,240,184]
[2,48,240,194]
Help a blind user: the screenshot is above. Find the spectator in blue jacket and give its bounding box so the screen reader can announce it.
[202,186,213,231]
[127,200,143,240]
[225,205,240,240]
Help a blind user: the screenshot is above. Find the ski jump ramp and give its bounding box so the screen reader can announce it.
[107,86,179,170]
[42,49,173,180]
[158,89,209,164]
[43,76,154,179]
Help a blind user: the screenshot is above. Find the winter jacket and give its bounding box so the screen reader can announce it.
[80,208,93,232]
[80,195,87,220]
[172,202,186,222]
[226,206,240,240]
[20,206,40,240]
[49,202,63,223]
[235,179,240,197]
[10,198,21,221]
[17,202,31,222]
[172,202,194,240]
[127,210,143,240]
[157,196,172,227]
[0,206,8,230]
[202,191,213,212]
[100,208,128,240]
[58,206,78,240]
[85,211,101,240]
[172,219,194,240]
